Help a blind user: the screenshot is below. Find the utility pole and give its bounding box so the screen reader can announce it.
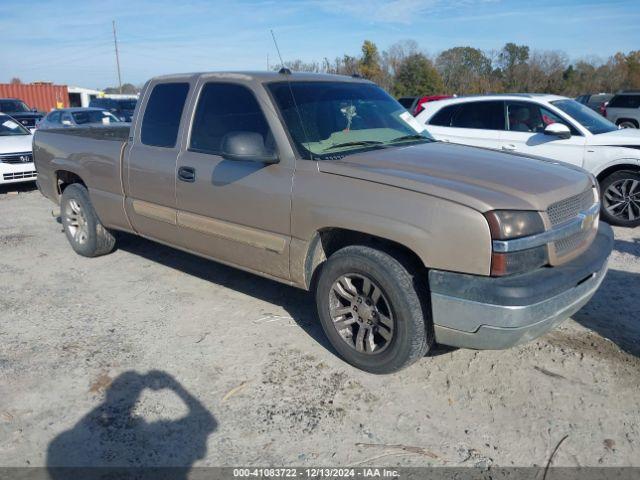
[112,20,123,94]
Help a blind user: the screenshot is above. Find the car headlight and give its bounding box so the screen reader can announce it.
[484,210,548,276]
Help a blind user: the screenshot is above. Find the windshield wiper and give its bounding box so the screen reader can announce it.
[322,140,384,152]
[386,134,430,144]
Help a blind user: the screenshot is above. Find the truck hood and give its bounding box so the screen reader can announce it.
[318,141,592,212]
[586,127,640,147]
[0,134,33,154]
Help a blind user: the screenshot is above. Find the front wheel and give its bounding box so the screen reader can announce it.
[600,171,640,227]
[60,183,116,257]
[315,245,432,374]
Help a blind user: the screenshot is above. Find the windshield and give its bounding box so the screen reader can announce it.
[0,100,30,113]
[268,81,433,159]
[551,99,617,135]
[72,110,121,125]
[0,115,30,136]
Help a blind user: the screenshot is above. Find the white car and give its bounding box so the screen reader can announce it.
[416,94,640,227]
[0,113,36,186]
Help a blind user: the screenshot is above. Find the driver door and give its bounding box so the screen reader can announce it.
[175,80,294,281]
[501,101,586,167]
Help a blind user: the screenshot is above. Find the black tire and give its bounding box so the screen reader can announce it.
[315,245,432,374]
[616,119,639,129]
[60,183,116,257]
[599,170,640,228]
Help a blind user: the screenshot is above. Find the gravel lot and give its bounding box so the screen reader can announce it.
[0,184,638,469]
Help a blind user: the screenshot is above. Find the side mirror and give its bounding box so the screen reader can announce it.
[221,131,279,164]
[544,123,571,140]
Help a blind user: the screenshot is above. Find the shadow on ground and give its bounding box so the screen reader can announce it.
[116,232,333,352]
[47,370,216,479]
[116,233,454,360]
[614,237,640,257]
[573,268,640,358]
[0,181,37,195]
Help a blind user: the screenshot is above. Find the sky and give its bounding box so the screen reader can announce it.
[1,0,639,89]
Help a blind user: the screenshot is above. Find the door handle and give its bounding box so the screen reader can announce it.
[501,144,517,151]
[177,166,196,183]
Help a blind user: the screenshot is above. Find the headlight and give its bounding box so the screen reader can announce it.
[484,210,548,276]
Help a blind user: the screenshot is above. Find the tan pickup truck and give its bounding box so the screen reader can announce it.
[34,71,613,373]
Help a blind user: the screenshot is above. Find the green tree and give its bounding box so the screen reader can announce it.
[359,40,383,82]
[393,53,444,96]
[435,46,492,94]
[497,43,530,91]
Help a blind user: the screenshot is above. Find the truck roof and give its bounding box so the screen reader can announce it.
[150,71,372,84]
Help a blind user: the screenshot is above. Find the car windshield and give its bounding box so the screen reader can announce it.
[0,115,30,136]
[0,100,30,113]
[551,99,617,135]
[72,110,121,125]
[268,81,433,159]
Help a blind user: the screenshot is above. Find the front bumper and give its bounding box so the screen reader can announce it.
[0,162,37,185]
[429,222,614,350]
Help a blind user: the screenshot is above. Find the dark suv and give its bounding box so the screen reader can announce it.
[88,97,137,122]
[0,98,44,130]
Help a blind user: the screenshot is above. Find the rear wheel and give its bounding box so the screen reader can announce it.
[600,171,640,227]
[617,120,638,129]
[60,184,116,257]
[315,245,432,374]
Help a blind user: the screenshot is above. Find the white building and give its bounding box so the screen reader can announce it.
[67,86,102,108]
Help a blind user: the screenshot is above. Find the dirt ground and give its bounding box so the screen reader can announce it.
[0,184,638,469]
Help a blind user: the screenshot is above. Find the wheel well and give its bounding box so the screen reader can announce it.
[615,118,639,127]
[305,227,426,290]
[55,170,86,194]
[596,163,640,183]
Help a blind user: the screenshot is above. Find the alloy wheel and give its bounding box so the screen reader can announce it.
[328,273,394,354]
[65,199,89,245]
[603,178,640,222]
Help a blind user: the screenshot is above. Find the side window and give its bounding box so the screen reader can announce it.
[190,82,274,155]
[428,105,459,127]
[608,95,639,109]
[450,101,505,130]
[48,112,61,123]
[141,82,190,148]
[61,112,73,124]
[507,102,579,135]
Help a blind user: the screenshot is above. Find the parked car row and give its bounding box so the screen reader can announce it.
[0,95,135,187]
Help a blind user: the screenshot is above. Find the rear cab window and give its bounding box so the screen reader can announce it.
[140,83,190,148]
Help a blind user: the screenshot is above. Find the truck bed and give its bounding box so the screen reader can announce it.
[33,125,131,231]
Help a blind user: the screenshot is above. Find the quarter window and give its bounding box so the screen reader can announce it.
[450,101,505,130]
[141,82,190,148]
[190,82,274,156]
[428,105,459,127]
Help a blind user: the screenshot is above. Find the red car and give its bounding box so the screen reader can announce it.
[413,95,452,115]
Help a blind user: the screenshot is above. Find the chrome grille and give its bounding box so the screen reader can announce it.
[0,152,33,164]
[554,229,590,256]
[3,171,37,181]
[547,189,594,226]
